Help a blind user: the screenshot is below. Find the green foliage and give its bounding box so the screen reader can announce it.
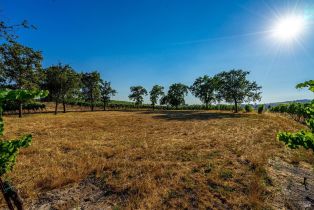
[219,169,233,180]
[81,71,101,111]
[277,130,314,151]
[0,89,46,176]
[257,104,264,114]
[149,85,164,109]
[270,103,310,122]
[0,135,32,176]
[164,83,189,109]
[0,42,43,117]
[190,75,218,108]
[100,80,117,110]
[277,80,314,151]
[43,63,81,114]
[129,86,147,106]
[215,70,262,113]
[296,80,314,92]
[0,42,43,89]
[4,89,48,103]
[244,104,253,112]
[3,102,45,113]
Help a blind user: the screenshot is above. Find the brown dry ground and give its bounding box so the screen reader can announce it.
[1,110,314,209]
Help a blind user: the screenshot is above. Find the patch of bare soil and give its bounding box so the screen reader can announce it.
[268,158,314,210]
[27,177,112,210]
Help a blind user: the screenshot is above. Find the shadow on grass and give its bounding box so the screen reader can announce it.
[4,109,250,121]
[141,110,247,121]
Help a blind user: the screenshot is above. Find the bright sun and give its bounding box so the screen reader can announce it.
[272,15,306,42]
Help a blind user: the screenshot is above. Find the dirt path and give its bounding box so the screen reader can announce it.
[27,177,112,210]
[24,157,314,210]
[268,158,314,209]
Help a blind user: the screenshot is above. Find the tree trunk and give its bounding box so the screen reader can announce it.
[18,102,22,118]
[152,104,155,111]
[0,178,14,210]
[54,100,58,115]
[234,100,238,113]
[205,102,209,110]
[91,101,94,111]
[62,101,66,113]
[103,102,106,111]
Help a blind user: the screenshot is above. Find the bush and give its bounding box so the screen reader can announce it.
[244,104,253,112]
[258,104,264,114]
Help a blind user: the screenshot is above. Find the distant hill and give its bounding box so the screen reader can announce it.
[262,99,312,108]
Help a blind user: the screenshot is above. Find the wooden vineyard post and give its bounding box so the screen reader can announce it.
[0,178,14,210]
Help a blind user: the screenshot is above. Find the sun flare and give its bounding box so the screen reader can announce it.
[272,15,306,42]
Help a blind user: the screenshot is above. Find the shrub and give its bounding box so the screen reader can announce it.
[219,169,233,180]
[244,104,253,112]
[258,104,264,114]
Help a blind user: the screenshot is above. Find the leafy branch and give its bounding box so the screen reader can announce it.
[0,89,47,210]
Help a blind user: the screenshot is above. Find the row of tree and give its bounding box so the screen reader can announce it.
[0,42,116,116]
[0,42,262,115]
[129,70,262,113]
[43,66,116,114]
[0,25,262,116]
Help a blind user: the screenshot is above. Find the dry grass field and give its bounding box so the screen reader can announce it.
[1,110,313,209]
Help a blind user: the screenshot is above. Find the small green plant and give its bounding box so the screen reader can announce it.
[277,80,314,151]
[219,169,233,180]
[257,104,264,114]
[0,89,48,210]
[244,104,253,112]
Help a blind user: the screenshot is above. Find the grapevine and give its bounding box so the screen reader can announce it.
[277,80,314,151]
[0,89,48,210]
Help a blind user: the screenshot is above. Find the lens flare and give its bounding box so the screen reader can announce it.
[272,15,306,42]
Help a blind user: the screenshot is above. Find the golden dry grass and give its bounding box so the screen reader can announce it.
[1,110,313,209]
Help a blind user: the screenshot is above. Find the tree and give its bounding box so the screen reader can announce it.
[100,80,117,111]
[0,42,43,117]
[166,83,189,109]
[215,70,262,113]
[43,64,81,114]
[81,71,101,111]
[190,75,218,109]
[129,86,147,106]
[160,95,169,107]
[149,85,164,110]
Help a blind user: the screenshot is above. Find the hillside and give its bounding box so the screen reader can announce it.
[1,110,313,209]
[263,99,312,107]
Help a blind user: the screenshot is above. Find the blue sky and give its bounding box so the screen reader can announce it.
[2,0,314,104]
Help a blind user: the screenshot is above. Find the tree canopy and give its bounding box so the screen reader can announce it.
[215,70,262,113]
[149,85,164,110]
[81,71,101,111]
[43,64,81,114]
[190,75,218,108]
[165,83,189,109]
[100,80,117,110]
[0,42,43,117]
[129,86,147,106]
[0,42,43,90]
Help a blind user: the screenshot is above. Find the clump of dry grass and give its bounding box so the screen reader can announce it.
[1,109,312,209]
